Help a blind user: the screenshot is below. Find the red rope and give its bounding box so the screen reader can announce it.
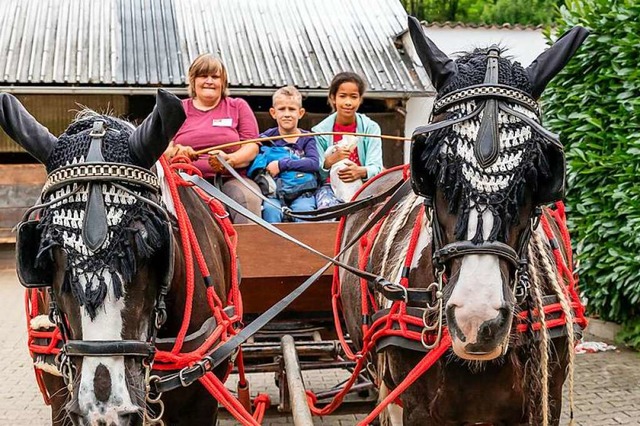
[157,157,271,425]
[252,394,271,423]
[331,165,410,360]
[357,333,452,425]
[199,373,260,426]
[537,203,587,329]
[24,289,60,405]
[159,156,197,353]
[236,348,248,387]
[309,197,428,416]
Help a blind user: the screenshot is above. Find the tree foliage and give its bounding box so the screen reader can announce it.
[400,0,564,25]
[543,1,640,334]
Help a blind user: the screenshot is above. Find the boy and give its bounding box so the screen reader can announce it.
[250,86,319,222]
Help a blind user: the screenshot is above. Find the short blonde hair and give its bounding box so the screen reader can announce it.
[187,54,229,98]
[272,86,303,107]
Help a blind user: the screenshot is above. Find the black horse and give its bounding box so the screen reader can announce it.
[337,18,588,425]
[2,90,235,425]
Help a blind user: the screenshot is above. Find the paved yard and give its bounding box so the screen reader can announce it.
[1,262,638,425]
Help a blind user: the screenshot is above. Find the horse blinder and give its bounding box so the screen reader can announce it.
[409,132,438,199]
[16,220,54,288]
[534,140,565,205]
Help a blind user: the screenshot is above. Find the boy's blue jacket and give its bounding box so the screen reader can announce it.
[312,112,383,181]
[247,128,319,177]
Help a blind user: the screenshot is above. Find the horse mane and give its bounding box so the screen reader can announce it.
[439,47,532,97]
[377,192,421,281]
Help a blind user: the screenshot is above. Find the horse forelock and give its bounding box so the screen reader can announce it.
[46,111,135,173]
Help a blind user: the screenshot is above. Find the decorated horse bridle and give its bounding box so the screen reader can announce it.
[408,47,565,349]
[17,120,174,395]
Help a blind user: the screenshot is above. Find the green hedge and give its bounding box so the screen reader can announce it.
[543,0,640,335]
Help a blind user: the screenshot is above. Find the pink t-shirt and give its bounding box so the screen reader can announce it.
[173,97,259,177]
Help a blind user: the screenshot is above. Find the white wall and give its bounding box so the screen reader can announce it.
[404,97,434,164]
[421,26,548,67]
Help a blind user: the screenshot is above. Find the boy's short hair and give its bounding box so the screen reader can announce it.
[272,86,303,107]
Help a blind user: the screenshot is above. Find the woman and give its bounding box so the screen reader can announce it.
[167,54,261,223]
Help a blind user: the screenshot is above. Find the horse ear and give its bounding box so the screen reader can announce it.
[129,89,187,168]
[526,26,589,99]
[0,93,58,164]
[408,16,457,91]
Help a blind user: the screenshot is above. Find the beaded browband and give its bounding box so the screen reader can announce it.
[42,162,160,196]
[432,83,539,116]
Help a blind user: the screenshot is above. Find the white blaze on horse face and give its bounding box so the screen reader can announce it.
[447,206,504,352]
[77,272,138,423]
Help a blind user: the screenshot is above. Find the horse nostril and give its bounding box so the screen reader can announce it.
[93,363,112,403]
[477,308,510,342]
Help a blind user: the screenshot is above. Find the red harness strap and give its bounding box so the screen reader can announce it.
[154,157,269,424]
[516,202,588,332]
[152,156,240,367]
[24,289,62,405]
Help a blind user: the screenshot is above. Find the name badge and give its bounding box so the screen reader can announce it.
[212,118,233,127]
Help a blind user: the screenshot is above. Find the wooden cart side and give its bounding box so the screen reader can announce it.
[234,222,338,318]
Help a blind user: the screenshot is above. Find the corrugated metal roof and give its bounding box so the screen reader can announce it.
[0,0,430,97]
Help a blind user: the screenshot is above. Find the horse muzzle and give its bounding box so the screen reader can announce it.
[446,305,512,361]
[67,399,143,426]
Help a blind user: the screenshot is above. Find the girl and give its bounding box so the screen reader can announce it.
[313,72,383,209]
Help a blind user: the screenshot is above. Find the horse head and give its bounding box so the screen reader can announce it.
[1,90,185,425]
[408,17,587,361]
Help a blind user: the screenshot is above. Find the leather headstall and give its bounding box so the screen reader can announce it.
[16,120,169,288]
[409,48,566,206]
